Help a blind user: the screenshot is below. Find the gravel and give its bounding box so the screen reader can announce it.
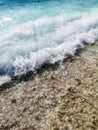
[0,43,98,130]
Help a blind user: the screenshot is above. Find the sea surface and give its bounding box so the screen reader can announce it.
[0,0,98,85]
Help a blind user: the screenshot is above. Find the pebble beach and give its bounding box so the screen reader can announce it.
[0,43,98,130]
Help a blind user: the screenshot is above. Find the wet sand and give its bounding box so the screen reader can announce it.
[0,43,98,130]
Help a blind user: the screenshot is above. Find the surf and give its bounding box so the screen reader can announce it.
[0,0,98,85]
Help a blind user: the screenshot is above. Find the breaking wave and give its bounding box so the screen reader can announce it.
[0,0,98,85]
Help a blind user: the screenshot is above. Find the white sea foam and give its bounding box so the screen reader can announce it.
[0,76,11,85]
[0,1,98,85]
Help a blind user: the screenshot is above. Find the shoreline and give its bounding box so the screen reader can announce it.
[0,43,86,92]
[0,43,98,129]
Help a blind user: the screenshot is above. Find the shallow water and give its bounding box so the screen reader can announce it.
[0,0,98,84]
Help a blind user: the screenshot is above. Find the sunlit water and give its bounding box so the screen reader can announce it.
[0,0,98,85]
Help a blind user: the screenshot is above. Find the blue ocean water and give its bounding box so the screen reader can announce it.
[0,0,98,84]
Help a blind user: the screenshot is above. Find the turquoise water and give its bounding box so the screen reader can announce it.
[0,0,98,84]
